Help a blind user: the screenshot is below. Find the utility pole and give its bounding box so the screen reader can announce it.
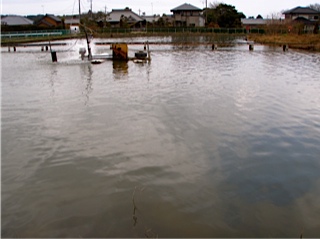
[79,0,81,21]
[205,0,208,26]
[90,0,93,19]
[104,5,107,28]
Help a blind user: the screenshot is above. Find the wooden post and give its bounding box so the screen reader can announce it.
[51,51,57,62]
[147,41,151,61]
[283,45,288,52]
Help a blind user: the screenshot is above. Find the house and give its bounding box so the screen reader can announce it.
[241,18,268,28]
[64,17,80,27]
[141,14,161,24]
[283,7,320,33]
[64,17,80,32]
[1,15,34,26]
[283,6,320,21]
[105,7,145,28]
[170,3,205,27]
[36,14,62,27]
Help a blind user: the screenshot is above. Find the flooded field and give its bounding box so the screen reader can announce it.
[2,36,320,237]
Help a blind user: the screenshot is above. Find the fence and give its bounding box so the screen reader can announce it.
[1,29,71,39]
[2,27,318,39]
[99,27,265,34]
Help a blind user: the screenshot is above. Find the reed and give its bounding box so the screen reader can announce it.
[248,34,320,51]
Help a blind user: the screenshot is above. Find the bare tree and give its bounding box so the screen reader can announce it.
[268,11,283,20]
[209,1,221,9]
[309,3,320,12]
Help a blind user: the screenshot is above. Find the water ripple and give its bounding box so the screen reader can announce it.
[2,37,320,238]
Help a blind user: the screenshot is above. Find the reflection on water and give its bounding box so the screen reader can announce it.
[113,61,128,80]
[81,64,93,105]
[1,37,320,238]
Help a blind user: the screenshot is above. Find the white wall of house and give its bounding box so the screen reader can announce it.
[173,13,204,27]
[285,14,319,21]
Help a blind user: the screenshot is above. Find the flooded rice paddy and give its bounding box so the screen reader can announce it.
[2,36,320,237]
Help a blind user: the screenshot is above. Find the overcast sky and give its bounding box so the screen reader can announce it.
[1,0,317,18]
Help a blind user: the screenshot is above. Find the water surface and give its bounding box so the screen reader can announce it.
[2,36,320,237]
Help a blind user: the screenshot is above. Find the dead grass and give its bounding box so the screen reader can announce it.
[248,34,320,51]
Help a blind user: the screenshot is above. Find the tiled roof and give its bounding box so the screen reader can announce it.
[293,16,316,25]
[39,19,55,27]
[1,15,34,25]
[241,18,267,25]
[283,7,320,14]
[142,15,161,23]
[45,14,62,22]
[107,8,143,23]
[65,18,80,24]
[171,3,202,12]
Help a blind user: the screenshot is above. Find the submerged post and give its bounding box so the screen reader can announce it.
[51,51,57,62]
[84,29,92,61]
[147,41,151,61]
[283,44,288,52]
[49,40,57,62]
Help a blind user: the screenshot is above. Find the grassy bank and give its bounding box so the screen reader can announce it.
[248,34,320,51]
[1,34,79,46]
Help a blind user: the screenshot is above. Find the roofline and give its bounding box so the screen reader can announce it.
[170,3,202,12]
[283,6,320,14]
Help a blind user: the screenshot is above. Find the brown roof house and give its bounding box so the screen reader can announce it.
[170,3,205,27]
[283,6,320,33]
[36,14,62,27]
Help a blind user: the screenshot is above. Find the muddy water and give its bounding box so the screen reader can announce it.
[2,36,320,237]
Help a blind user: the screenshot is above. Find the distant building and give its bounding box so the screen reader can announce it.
[105,8,145,28]
[142,14,161,23]
[36,14,62,27]
[283,6,320,21]
[283,7,320,33]
[170,3,205,27]
[64,17,80,27]
[64,17,80,33]
[241,18,268,28]
[1,15,34,26]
